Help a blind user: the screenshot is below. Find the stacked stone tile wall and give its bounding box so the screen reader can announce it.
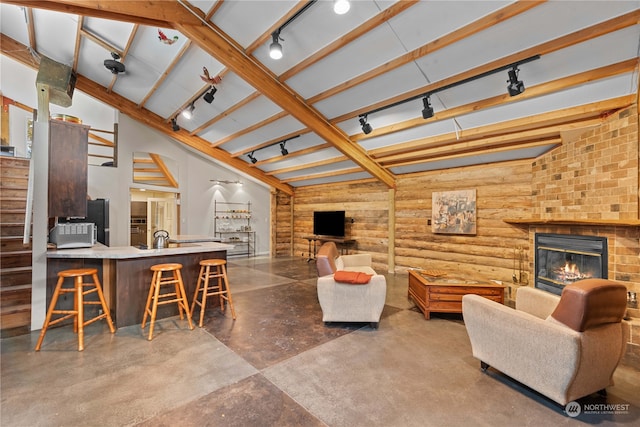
[530,105,639,368]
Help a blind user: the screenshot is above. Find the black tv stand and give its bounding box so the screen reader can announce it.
[303,235,356,262]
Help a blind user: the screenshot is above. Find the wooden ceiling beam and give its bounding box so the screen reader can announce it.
[230,129,312,158]
[388,139,562,169]
[252,143,333,167]
[281,167,364,183]
[370,96,633,158]
[337,9,640,126]
[0,33,295,196]
[195,1,417,144]
[307,0,543,105]
[266,155,350,176]
[378,125,596,165]
[1,0,173,27]
[173,13,396,188]
[353,59,638,142]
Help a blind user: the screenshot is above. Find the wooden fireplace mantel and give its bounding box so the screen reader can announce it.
[503,218,640,227]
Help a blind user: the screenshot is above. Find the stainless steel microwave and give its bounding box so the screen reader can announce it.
[49,222,96,249]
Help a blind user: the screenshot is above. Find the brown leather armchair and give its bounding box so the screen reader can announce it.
[462,279,627,405]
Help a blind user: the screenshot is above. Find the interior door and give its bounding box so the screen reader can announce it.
[147,197,177,245]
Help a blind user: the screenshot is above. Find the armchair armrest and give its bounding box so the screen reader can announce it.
[340,253,372,268]
[515,286,560,319]
[462,294,581,404]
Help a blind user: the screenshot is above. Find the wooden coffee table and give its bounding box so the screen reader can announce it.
[408,270,505,319]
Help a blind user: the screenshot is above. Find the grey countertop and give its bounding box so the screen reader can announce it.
[167,234,221,243]
[47,241,234,259]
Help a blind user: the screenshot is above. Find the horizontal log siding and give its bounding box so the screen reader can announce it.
[394,160,531,282]
[274,190,293,256]
[292,181,389,268]
[282,160,531,279]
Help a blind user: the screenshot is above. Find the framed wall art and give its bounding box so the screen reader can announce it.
[431,189,476,235]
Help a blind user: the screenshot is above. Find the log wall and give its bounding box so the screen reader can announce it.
[277,159,532,284]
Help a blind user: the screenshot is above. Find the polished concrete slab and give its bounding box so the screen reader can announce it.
[1,256,639,426]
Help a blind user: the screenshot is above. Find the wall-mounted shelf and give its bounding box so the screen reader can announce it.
[503,218,640,227]
[214,201,254,257]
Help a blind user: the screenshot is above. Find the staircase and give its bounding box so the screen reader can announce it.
[0,156,32,337]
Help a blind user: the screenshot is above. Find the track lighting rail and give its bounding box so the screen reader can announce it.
[360,55,540,119]
[246,135,300,163]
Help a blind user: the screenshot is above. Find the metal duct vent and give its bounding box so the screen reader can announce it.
[35,56,76,107]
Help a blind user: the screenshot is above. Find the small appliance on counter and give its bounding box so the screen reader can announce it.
[49,223,96,249]
[153,230,169,249]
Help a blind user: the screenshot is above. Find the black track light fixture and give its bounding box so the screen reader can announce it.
[359,114,372,135]
[171,117,180,132]
[182,102,195,119]
[268,0,317,60]
[422,95,434,119]
[357,56,540,127]
[280,142,289,156]
[203,86,217,104]
[248,151,257,164]
[269,31,283,60]
[507,66,525,96]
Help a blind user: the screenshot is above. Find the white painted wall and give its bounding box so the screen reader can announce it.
[2,55,271,330]
[2,55,271,254]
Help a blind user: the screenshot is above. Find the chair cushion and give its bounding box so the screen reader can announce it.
[316,242,339,276]
[334,270,373,284]
[550,278,627,332]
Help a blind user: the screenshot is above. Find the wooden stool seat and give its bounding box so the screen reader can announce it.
[191,258,236,327]
[35,268,115,351]
[142,263,194,340]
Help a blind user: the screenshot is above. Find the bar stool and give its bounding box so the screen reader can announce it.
[142,263,194,340]
[35,268,115,351]
[191,259,236,327]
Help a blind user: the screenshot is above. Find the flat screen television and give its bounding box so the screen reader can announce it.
[313,210,345,237]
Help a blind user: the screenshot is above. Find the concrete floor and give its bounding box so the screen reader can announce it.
[2,256,639,426]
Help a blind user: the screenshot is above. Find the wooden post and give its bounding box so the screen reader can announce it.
[30,85,50,330]
[388,188,395,273]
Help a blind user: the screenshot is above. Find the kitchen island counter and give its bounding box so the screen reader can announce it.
[167,234,222,243]
[46,242,234,328]
[47,241,233,259]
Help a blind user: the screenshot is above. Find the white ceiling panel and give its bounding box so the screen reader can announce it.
[1,1,638,190]
[33,10,77,66]
[83,17,134,52]
[455,74,634,130]
[1,4,30,46]
[76,37,120,88]
[286,25,410,98]
[386,1,510,53]
[313,62,429,118]
[128,26,188,75]
[220,115,306,153]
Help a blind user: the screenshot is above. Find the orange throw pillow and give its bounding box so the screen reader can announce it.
[334,270,373,284]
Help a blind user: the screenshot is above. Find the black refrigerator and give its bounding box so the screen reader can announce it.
[86,198,110,246]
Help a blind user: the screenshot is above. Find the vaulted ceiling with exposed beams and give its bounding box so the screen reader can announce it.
[1,1,639,196]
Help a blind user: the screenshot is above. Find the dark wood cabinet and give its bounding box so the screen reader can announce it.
[131,201,147,217]
[48,119,89,217]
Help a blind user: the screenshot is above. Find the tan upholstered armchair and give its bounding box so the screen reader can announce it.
[462,279,627,406]
[315,242,386,328]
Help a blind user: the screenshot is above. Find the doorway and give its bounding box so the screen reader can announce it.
[130,189,180,247]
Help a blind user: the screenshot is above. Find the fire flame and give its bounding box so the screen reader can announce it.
[564,262,579,275]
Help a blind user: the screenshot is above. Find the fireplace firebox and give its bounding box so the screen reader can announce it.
[534,233,608,295]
